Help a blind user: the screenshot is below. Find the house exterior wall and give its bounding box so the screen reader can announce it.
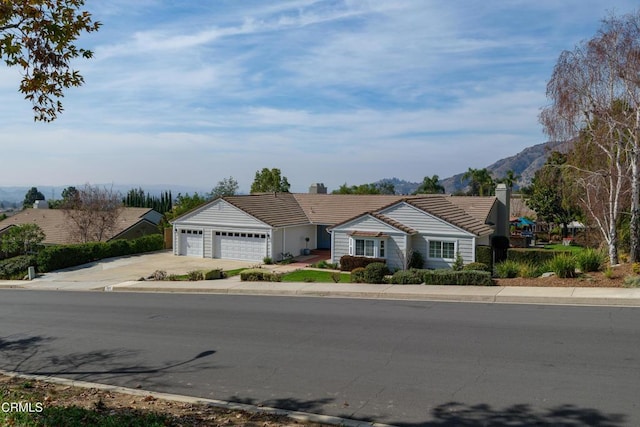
[112,222,160,241]
[172,200,272,259]
[330,215,409,270]
[272,224,316,259]
[382,203,479,267]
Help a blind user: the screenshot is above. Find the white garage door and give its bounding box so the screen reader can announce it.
[215,231,266,261]
[179,229,203,257]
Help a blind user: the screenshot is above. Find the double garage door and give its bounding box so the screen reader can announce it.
[214,231,267,261]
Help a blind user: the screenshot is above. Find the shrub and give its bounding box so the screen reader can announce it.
[389,269,425,284]
[152,270,167,280]
[549,254,577,278]
[36,234,163,272]
[423,270,493,286]
[452,252,464,271]
[494,260,521,278]
[0,255,37,279]
[475,245,492,269]
[623,275,640,287]
[363,262,390,284]
[331,272,341,283]
[240,269,282,282]
[263,257,273,265]
[463,262,490,272]
[350,267,366,283]
[518,262,542,278]
[632,263,640,275]
[604,267,614,279]
[339,255,386,271]
[576,248,604,272]
[204,269,224,280]
[187,270,204,281]
[407,251,425,269]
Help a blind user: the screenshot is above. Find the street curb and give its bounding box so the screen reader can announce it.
[0,369,395,427]
[104,284,640,307]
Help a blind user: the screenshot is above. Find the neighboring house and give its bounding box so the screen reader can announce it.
[171,184,511,270]
[0,204,162,245]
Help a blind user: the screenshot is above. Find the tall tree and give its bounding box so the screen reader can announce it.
[413,175,445,194]
[525,152,580,239]
[461,168,495,196]
[540,11,640,264]
[250,168,290,193]
[0,0,101,121]
[22,187,45,208]
[210,176,239,198]
[496,170,520,191]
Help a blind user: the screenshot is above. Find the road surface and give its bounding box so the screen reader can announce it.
[1,290,638,425]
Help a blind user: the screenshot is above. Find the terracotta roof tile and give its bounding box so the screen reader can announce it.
[223,193,309,227]
[292,194,409,224]
[0,207,158,244]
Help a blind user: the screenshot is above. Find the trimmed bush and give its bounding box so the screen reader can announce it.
[494,260,521,278]
[240,269,282,282]
[389,269,425,284]
[475,245,492,269]
[350,267,366,283]
[408,251,425,269]
[340,255,386,271]
[549,254,577,278]
[507,248,565,265]
[463,262,490,272]
[423,269,493,286]
[36,234,164,273]
[363,262,390,284]
[576,248,604,272]
[204,269,224,280]
[0,255,37,279]
[187,270,204,281]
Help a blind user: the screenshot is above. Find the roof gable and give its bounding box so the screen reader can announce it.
[405,197,494,236]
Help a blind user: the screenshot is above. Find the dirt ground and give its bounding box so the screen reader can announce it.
[0,375,324,427]
[494,262,634,288]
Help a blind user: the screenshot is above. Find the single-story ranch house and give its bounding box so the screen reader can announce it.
[0,203,163,245]
[171,184,511,270]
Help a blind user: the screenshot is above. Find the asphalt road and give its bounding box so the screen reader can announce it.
[1,290,639,426]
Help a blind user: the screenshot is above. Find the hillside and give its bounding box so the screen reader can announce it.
[378,140,571,195]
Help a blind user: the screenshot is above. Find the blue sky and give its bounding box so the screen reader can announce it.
[1,0,638,194]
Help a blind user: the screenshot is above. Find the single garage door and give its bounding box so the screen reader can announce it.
[179,229,203,257]
[215,231,266,261]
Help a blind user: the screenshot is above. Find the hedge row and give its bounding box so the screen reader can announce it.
[423,270,494,286]
[37,234,164,272]
[339,255,386,271]
[507,248,567,265]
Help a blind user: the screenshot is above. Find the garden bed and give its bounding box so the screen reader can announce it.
[495,263,632,287]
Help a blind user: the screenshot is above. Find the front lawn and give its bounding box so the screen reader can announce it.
[544,244,585,253]
[281,269,351,283]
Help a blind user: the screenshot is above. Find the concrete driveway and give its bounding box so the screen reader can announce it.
[27,251,254,290]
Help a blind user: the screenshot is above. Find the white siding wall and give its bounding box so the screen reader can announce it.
[281,225,316,257]
[330,215,409,270]
[381,203,469,236]
[412,235,475,269]
[179,200,266,227]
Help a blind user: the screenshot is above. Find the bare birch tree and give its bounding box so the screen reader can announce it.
[63,184,122,243]
[540,11,640,264]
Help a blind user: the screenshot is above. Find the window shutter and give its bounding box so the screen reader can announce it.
[348,237,353,255]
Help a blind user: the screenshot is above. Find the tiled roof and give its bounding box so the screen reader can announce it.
[0,207,158,244]
[223,193,309,228]
[406,196,495,236]
[369,212,418,234]
[447,196,496,223]
[292,194,408,224]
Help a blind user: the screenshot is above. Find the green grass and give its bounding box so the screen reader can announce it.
[224,268,247,277]
[544,244,586,253]
[281,269,351,283]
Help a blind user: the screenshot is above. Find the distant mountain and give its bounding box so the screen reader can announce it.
[376,140,572,195]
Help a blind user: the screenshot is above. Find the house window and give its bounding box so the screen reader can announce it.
[351,238,385,258]
[428,240,456,259]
